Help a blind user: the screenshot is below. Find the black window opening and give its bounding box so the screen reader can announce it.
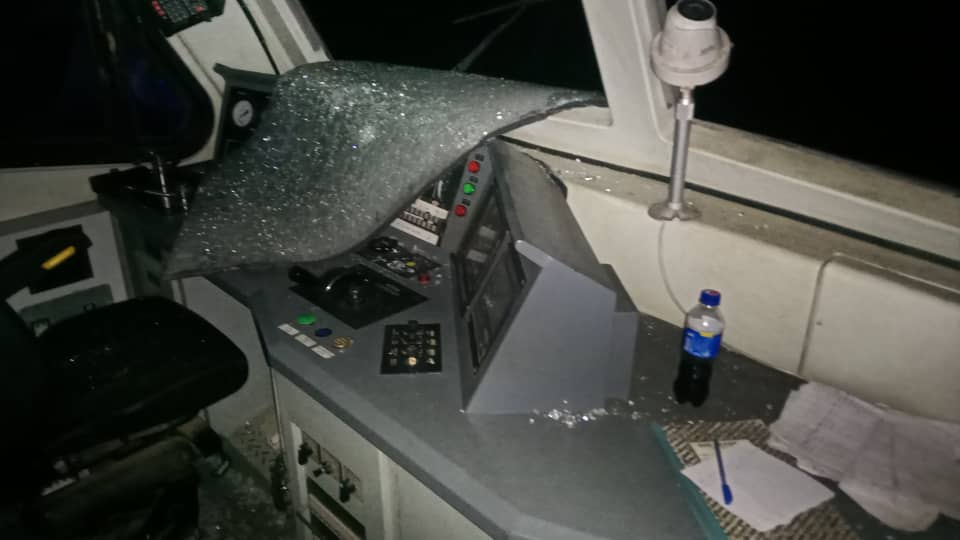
[300,0,605,93]
[669,1,954,189]
[1,1,214,168]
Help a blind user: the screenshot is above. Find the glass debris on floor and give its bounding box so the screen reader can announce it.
[197,466,294,540]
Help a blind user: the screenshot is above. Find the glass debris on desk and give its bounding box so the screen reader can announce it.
[537,406,611,428]
[532,398,681,428]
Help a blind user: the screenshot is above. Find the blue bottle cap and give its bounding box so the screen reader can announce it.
[699,289,721,306]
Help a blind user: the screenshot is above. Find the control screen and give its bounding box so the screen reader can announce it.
[465,245,524,371]
[454,184,525,371]
[457,189,509,304]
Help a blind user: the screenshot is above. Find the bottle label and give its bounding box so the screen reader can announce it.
[683,328,722,359]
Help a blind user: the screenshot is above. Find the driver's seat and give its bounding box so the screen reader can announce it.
[0,227,248,539]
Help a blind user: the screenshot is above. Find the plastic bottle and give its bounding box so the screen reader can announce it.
[674,289,724,407]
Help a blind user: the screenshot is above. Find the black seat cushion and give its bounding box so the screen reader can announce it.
[35,297,247,455]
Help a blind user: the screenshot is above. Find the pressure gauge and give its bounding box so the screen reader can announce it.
[231,99,255,128]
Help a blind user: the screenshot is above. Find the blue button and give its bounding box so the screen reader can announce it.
[315,327,333,338]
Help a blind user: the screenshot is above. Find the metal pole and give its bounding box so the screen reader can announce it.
[648,87,701,221]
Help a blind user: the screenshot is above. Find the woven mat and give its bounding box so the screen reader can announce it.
[662,419,859,540]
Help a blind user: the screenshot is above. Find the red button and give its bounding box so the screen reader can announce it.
[418,274,431,284]
[467,160,480,173]
[454,204,467,217]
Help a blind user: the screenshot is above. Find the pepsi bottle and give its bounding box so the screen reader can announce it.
[674,289,724,407]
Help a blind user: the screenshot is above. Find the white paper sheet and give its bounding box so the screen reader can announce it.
[768,383,884,480]
[840,478,940,532]
[768,382,960,531]
[682,441,834,532]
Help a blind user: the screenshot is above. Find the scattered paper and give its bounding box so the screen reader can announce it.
[682,440,834,532]
[841,477,939,532]
[838,419,940,531]
[769,382,960,531]
[768,382,884,479]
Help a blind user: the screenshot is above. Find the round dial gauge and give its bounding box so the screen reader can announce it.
[231,99,255,128]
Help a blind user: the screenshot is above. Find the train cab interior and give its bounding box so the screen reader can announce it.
[0,1,957,539]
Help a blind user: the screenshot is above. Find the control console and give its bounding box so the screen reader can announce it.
[273,141,638,412]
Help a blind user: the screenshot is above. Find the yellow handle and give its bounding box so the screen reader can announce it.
[41,246,76,270]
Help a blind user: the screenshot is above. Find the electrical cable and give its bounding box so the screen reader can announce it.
[657,221,687,316]
[236,0,281,75]
[453,5,528,71]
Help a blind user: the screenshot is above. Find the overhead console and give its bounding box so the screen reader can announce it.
[278,141,637,414]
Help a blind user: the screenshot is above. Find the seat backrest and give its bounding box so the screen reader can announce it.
[0,227,92,460]
[0,291,48,494]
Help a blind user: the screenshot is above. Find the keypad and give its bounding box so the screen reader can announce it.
[381,321,441,374]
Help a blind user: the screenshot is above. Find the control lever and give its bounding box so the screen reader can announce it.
[270,455,290,511]
[290,265,369,297]
[370,236,399,253]
[339,479,357,503]
[289,265,322,286]
[311,458,333,477]
[297,442,313,466]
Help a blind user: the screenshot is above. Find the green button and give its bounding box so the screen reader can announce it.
[297,313,317,325]
[463,183,476,194]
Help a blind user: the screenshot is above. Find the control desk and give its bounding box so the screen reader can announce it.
[272,141,638,414]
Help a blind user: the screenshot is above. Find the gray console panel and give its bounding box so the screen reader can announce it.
[457,142,635,413]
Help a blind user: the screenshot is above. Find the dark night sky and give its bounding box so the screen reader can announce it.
[304,0,955,189]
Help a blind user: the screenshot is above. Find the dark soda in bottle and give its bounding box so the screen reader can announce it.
[674,289,724,407]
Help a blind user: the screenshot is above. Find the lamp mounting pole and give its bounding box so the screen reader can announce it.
[647,0,731,221]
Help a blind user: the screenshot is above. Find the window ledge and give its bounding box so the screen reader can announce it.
[508,112,960,262]
[686,121,960,262]
[519,144,960,422]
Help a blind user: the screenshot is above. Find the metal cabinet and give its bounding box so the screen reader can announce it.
[273,372,491,540]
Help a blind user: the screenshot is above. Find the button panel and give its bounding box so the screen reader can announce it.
[358,236,440,280]
[438,150,494,251]
[389,197,448,245]
[277,322,343,360]
[151,0,225,36]
[298,312,318,325]
[381,321,442,374]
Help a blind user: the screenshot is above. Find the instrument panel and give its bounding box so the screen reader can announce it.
[271,141,637,414]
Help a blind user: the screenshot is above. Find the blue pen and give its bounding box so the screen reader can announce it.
[714,440,733,505]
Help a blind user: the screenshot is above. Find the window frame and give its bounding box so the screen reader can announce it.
[504,0,959,263]
[0,1,215,169]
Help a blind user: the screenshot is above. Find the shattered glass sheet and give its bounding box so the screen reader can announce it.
[166,61,602,277]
